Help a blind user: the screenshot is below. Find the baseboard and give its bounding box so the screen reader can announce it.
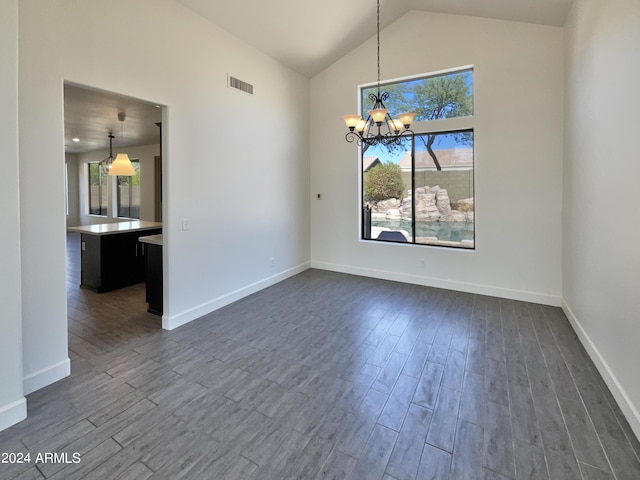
[311,261,562,307]
[23,358,71,395]
[163,262,311,330]
[0,397,27,432]
[562,300,640,442]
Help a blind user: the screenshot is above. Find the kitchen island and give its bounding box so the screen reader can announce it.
[68,221,162,293]
[138,234,163,315]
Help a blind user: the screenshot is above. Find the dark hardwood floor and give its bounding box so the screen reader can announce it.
[1,232,639,479]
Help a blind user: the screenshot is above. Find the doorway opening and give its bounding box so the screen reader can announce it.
[63,82,166,359]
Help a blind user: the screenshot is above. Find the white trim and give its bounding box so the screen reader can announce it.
[0,397,27,432]
[23,358,71,395]
[411,115,474,133]
[359,64,475,90]
[162,262,311,330]
[311,261,561,306]
[561,300,640,442]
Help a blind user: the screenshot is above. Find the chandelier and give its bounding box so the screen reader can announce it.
[343,0,415,147]
[100,113,135,176]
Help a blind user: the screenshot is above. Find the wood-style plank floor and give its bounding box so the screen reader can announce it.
[1,232,639,479]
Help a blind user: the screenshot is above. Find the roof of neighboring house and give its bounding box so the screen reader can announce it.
[398,148,473,169]
[362,156,381,172]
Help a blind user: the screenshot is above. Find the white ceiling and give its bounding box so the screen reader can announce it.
[64,0,573,153]
[64,84,162,154]
[175,0,574,78]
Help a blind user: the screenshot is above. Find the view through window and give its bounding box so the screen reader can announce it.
[117,160,140,219]
[88,160,141,219]
[88,162,108,216]
[361,68,474,248]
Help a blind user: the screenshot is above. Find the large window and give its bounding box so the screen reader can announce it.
[88,162,108,216]
[117,160,140,219]
[361,68,474,248]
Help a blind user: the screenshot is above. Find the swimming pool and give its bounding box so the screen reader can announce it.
[371,219,474,243]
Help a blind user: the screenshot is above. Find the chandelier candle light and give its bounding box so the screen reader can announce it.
[343,0,415,147]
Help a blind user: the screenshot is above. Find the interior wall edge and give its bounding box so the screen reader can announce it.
[162,262,312,330]
[0,0,24,434]
[311,261,562,307]
[562,299,640,442]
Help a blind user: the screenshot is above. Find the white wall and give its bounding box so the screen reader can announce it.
[563,0,640,439]
[65,153,80,227]
[310,11,564,305]
[74,144,159,226]
[0,0,27,431]
[18,0,310,400]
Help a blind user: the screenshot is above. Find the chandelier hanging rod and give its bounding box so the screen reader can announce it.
[342,0,416,147]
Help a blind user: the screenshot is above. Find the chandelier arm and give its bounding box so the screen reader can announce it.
[394,129,415,144]
[345,131,361,144]
[385,111,395,127]
[363,116,375,138]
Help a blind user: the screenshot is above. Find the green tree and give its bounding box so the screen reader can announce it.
[117,160,140,186]
[362,71,473,169]
[399,73,472,121]
[364,162,404,202]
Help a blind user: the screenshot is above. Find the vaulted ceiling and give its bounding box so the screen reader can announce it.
[174,0,573,78]
[64,0,573,153]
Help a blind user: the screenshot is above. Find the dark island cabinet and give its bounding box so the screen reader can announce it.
[69,221,162,293]
[140,239,163,315]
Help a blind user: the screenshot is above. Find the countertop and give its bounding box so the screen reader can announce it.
[67,221,162,236]
[138,234,163,246]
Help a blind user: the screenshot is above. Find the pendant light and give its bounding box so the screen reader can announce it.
[99,133,116,174]
[109,112,135,176]
[343,0,415,147]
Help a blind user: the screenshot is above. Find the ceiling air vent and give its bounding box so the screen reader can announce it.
[228,75,254,95]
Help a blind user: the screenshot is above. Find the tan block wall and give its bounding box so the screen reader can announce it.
[401,169,474,203]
